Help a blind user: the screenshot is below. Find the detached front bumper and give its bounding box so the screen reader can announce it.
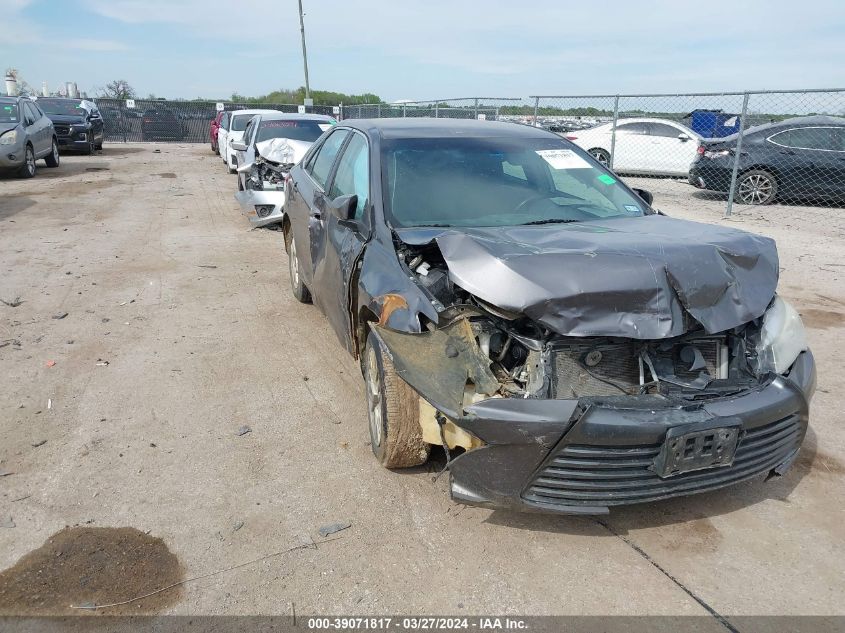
[447,351,815,515]
[234,189,285,228]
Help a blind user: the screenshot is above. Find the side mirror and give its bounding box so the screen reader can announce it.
[231,140,247,152]
[678,133,690,142]
[632,188,653,206]
[328,194,358,221]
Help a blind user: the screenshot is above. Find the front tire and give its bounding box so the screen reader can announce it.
[285,227,311,303]
[364,331,431,468]
[735,169,778,205]
[44,139,60,168]
[588,148,611,167]
[18,145,36,178]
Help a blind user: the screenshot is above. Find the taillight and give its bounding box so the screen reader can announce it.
[565,135,578,140]
[697,145,705,155]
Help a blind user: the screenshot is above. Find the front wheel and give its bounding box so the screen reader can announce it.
[588,148,611,167]
[285,228,311,303]
[735,169,778,205]
[363,331,431,468]
[44,139,60,168]
[18,145,36,178]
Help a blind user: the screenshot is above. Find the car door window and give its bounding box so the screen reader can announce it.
[770,127,839,151]
[328,133,369,220]
[243,120,254,146]
[615,122,649,135]
[307,129,350,189]
[220,113,229,130]
[23,102,38,125]
[648,122,683,138]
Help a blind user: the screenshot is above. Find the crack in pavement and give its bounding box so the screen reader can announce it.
[596,520,740,633]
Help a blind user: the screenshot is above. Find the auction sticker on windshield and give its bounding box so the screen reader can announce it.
[536,149,591,169]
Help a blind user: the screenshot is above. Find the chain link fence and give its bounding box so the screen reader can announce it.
[340,97,531,121]
[93,99,337,143]
[532,89,845,214]
[93,90,845,215]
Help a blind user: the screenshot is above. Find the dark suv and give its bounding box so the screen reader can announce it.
[37,98,105,154]
[690,115,845,205]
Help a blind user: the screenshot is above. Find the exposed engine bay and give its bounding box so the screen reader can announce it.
[395,234,776,405]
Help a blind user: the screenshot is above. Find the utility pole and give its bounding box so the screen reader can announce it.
[298,0,312,104]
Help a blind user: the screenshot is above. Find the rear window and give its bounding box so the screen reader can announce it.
[37,99,85,116]
[0,103,19,123]
[256,120,327,143]
[231,114,253,131]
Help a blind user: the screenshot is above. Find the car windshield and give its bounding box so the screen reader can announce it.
[37,99,85,116]
[231,114,253,132]
[0,102,19,123]
[144,109,176,119]
[256,120,327,143]
[382,136,649,228]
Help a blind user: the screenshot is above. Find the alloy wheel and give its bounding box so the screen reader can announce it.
[25,147,35,176]
[738,173,774,204]
[366,347,383,448]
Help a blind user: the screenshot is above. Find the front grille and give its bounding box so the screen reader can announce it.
[552,339,721,398]
[522,413,803,507]
[54,124,70,136]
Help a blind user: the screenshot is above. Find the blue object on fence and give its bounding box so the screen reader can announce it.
[686,109,741,138]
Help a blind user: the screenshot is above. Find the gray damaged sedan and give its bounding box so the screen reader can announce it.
[282,118,815,515]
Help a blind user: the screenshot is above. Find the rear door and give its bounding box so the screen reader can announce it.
[611,121,652,172]
[646,121,698,175]
[289,128,350,291]
[24,102,49,155]
[309,131,371,352]
[767,126,841,196]
[218,112,230,155]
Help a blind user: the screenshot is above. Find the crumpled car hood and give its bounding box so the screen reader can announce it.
[396,215,779,339]
[255,138,312,164]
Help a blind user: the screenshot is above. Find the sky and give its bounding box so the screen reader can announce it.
[2,0,844,103]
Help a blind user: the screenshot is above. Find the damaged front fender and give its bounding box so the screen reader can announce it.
[372,319,499,419]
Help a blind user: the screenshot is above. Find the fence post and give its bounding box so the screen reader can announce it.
[609,95,620,169]
[532,97,539,126]
[435,102,439,118]
[474,98,478,118]
[725,92,750,217]
[377,103,381,118]
[403,104,406,118]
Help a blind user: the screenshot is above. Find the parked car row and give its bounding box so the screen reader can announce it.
[210,115,815,514]
[562,115,845,205]
[208,109,335,227]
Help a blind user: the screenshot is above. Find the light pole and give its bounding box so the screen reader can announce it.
[298,0,311,104]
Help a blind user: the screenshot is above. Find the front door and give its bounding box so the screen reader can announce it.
[308,131,371,353]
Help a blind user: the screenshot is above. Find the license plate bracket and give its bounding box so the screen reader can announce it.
[653,419,741,478]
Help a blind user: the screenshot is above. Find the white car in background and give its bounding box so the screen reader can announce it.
[217,109,277,174]
[565,118,702,176]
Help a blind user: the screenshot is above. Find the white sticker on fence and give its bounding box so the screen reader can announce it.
[125,99,136,109]
[216,102,224,112]
[477,113,486,120]
[535,149,592,169]
[332,106,340,115]
[297,105,306,114]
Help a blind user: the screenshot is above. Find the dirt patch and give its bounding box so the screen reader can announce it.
[799,308,844,330]
[0,527,182,615]
[156,173,177,179]
[659,515,723,553]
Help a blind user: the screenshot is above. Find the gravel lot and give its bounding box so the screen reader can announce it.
[0,145,843,620]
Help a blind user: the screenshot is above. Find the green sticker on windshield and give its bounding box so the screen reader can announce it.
[597,174,616,185]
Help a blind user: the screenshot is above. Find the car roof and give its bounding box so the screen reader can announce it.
[257,112,334,122]
[0,95,31,103]
[754,114,845,132]
[342,117,560,140]
[229,109,279,116]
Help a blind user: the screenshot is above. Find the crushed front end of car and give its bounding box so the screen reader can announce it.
[235,138,312,228]
[369,216,815,515]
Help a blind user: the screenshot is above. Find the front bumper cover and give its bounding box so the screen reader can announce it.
[375,315,816,515]
[234,190,285,228]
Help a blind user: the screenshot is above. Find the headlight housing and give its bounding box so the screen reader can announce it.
[0,129,18,145]
[756,296,808,374]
